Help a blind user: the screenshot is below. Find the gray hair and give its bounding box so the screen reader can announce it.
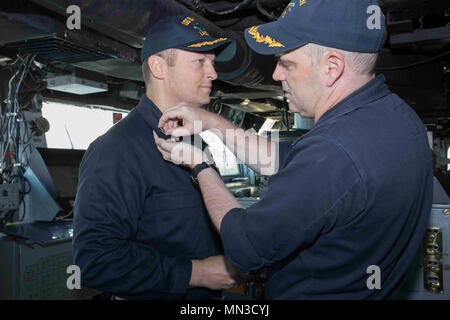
[142,48,178,87]
[302,43,378,75]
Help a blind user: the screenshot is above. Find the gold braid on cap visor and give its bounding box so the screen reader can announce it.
[248,26,285,48]
[188,38,228,47]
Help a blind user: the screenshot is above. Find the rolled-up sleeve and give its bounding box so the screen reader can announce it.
[73,138,191,299]
[220,135,365,273]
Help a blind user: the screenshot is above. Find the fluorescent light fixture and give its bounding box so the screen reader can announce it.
[47,75,108,95]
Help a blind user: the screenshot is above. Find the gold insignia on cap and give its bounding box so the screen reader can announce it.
[193,22,210,36]
[299,0,307,6]
[281,2,296,18]
[188,38,228,48]
[248,26,285,48]
[182,17,195,26]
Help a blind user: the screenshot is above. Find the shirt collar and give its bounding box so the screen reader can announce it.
[136,94,171,139]
[135,94,209,150]
[315,74,390,127]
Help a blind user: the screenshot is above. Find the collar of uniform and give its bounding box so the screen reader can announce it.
[136,94,171,139]
[135,94,209,150]
[315,74,390,127]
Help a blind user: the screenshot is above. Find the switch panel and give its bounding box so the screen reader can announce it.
[0,183,20,211]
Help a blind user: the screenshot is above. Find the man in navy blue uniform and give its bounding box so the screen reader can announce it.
[72,15,239,300]
[155,1,433,299]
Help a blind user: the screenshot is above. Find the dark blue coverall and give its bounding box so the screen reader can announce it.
[221,75,433,299]
[73,95,222,300]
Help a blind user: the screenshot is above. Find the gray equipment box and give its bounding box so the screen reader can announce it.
[0,237,99,299]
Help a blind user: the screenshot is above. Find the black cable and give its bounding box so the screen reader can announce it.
[10,174,31,195]
[1,59,24,139]
[204,0,254,15]
[23,177,31,195]
[1,54,35,222]
[22,75,42,92]
[0,209,18,227]
[18,194,26,221]
[54,209,74,221]
[376,51,450,71]
[7,172,30,222]
[256,0,277,20]
[0,54,29,146]
[3,56,20,68]
[13,55,34,103]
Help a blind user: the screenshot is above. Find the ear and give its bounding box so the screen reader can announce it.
[320,50,345,87]
[148,55,166,80]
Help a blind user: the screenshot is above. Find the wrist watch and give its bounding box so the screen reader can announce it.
[191,162,211,184]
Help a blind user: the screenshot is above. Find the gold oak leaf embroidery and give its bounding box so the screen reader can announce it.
[248,26,285,48]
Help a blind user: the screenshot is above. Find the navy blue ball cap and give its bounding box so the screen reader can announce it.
[245,0,386,55]
[141,15,233,62]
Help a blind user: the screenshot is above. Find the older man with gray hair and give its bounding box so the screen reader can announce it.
[155,0,433,299]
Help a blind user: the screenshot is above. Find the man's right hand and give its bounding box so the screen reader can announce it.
[158,104,214,137]
[190,255,241,290]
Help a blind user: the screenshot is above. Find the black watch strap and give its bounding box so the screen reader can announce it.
[191,162,211,182]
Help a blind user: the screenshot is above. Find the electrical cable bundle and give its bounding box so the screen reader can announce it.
[0,54,43,225]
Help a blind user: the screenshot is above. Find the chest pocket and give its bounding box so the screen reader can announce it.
[139,189,217,259]
[143,190,204,222]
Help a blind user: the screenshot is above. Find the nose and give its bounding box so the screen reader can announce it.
[206,60,218,81]
[272,63,285,82]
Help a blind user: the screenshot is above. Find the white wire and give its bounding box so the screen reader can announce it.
[0,55,35,180]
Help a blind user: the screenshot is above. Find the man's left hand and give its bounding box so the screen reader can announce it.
[153,131,205,169]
